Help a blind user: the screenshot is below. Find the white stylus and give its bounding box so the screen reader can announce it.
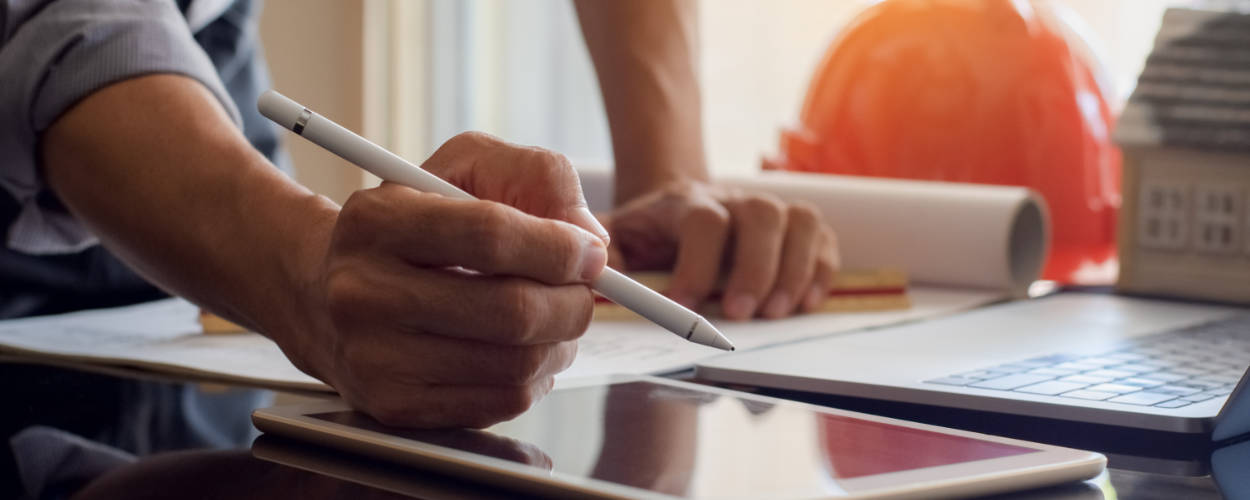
[259,90,734,351]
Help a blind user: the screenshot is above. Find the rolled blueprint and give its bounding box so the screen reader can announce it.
[581,170,1048,295]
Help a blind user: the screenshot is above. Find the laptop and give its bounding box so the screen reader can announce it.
[695,292,1250,441]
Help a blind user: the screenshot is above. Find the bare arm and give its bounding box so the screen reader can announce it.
[43,74,335,343]
[574,0,707,204]
[574,1,840,321]
[42,74,607,428]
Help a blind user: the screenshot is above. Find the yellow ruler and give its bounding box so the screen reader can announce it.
[594,268,910,321]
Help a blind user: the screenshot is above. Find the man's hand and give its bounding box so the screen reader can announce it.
[42,74,604,429]
[292,132,609,428]
[603,181,839,321]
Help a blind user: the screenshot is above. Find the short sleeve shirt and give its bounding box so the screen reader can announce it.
[0,0,288,254]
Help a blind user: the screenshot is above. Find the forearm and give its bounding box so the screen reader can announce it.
[41,75,337,352]
[574,0,708,204]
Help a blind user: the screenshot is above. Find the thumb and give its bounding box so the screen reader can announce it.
[560,171,611,244]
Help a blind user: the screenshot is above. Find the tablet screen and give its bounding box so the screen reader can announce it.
[311,381,1038,497]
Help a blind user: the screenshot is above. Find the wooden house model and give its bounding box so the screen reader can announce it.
[1115,8,1250,304]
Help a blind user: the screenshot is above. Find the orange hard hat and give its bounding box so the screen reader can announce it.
[777,0,1121,283]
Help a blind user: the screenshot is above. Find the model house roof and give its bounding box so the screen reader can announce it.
[1114,8,1250,153]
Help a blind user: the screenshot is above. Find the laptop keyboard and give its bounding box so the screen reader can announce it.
[925,315,1250,409]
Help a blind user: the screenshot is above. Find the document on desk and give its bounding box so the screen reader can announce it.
[560,285,1003,381]
[0,299,328,392]
[0,287,997,391]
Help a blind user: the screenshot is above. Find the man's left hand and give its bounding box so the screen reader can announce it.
[602,181,839,321]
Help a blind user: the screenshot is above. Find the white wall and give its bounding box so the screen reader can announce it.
[260,0,365,204]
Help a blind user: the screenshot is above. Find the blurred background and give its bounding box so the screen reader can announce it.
[259,0,1239,204]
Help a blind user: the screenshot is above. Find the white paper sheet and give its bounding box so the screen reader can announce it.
[0,287,1000,391]
[559,285,1004,381]
[0,299,327,392]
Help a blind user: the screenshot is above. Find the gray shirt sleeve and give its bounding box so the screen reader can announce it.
[0,0,241,254]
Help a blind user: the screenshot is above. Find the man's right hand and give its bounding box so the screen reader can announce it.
[41,76,602,430]
[283,133,609,429]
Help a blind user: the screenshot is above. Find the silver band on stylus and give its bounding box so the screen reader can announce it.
[293,108,312,135]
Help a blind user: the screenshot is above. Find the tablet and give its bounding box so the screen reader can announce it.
[251,376,1104,499]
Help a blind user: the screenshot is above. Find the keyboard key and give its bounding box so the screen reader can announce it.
[1108,392,1178,406]
[1154,400,1193,409]
[1054,362,1103,371]
[1170,366,1211,376]
[1086,383,1143,394]
[1110,362,1165,373]
[1178,380,1227,391]
[1059,374,1114,385]
[987,364,1033,374]
[1061,390,1118,401]
[925,377,979,386]
[1199,375,1242,385]
[1105,352,1148,361]
[1155,353,1207,364]
[1152,385,1204,396]
[969,374,1056,391]
[1025,354,1080,364]
[1132,346,1171,356]
[1027,367,1080,376]
[1118,378,1166,388]
[954,370,1001,380]
[1143,372,1189,383]
[1015,381,1090,396]
[1203,362,1239,373]
[1084,369,1136,379]
[1073,357,1125,367]
[996,362,1050,370]
[1180,393,1218,402]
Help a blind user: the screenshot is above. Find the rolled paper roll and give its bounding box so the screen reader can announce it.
[579,169,1048,298]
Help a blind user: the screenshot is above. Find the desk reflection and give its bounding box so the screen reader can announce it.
[74,449,415,500]
[589,383,704,495]
[313,411,554,470]
[69,424,1250,500]
[66,378,1249,499]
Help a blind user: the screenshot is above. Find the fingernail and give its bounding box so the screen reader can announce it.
[579,237,608,282]
[724,293,757,321]
[804,284,826,310]
[577,207,610,244]
[762,291,792,319]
